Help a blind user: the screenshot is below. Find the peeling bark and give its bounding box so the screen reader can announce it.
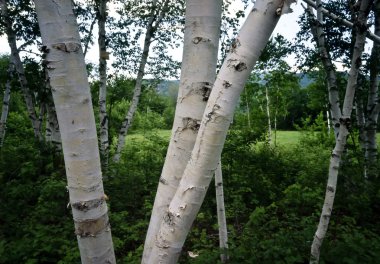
[148,1,294,262]
[34,1,116,263]
[310,1,373,262]
[142,1,223,262]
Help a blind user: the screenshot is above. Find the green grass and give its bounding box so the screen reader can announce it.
[126,130,380,148]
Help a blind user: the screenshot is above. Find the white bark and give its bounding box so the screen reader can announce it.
[113,0,169,162]
[365,0,380,173]
[215,161,228,263]
[303,0,380,43]
[142,0,222,262]
[307,2,342,138]
[34,1,116,263]
[0,60,13,147]
[97,0,110,170]
[148,1,294,262]
[266,86,272,143]
[310,1,373,262]
[0,0,42,140]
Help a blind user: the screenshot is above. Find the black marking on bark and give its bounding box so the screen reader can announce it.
[101,116,108,127]
[52,42,81,53]
[230,38,241,53]
[182,117,201,132]
[72,120,75,124]
[75,213,110,237]
[223,80,232,88]
[228,59,247,72]
[163,211,175,226]
[327,185,335,193]
[159,177,168,185]
[192,37,210,44]
[201,82,212,101]
[71,197,106,212]
[82,98,90,104]
[339,117,351,128]
[206,104,221,121]
[217,182,223,187]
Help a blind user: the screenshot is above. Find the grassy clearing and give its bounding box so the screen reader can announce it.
[126,130,303,146]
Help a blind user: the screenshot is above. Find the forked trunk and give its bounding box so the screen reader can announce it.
[142,0,222,261]
[34,1,116,262]
[310,0,373,262]
[148,1,294,262]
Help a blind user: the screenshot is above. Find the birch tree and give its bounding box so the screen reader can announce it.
[96,0,110,169]
[0,58,13,147]
[215,161,228,263]
[114,0,173,162]
[0,0,42,140]
[148,1,295,262]
[33,0,116,262]
[142,0,222,261]
[306,1,342,138]
[310,0,373,262]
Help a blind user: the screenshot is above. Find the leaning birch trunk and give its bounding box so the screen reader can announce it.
[307,2,341,138]
[310,1,373,262]
[0,0,42,140]
[365,0,380,176]
[148,1,295,262]
[0,61,13,147]
[97,0,110,171]
[215,160,228,263]
[113,0,169,162]
[142,0,222,261]
[34,1,116,262]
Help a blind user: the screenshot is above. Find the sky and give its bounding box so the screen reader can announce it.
[0,1,305,73]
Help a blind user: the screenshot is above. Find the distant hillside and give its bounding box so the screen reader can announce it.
[155,73,314,97]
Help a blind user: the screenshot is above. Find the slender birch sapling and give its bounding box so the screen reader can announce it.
[310,0,373,262]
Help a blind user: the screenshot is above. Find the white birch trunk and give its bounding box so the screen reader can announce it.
[307,2,342,139]
[326,110,331,135]
[215,161,228,263]
[142,1,222,261]
[148,1,294,262]
[0,61,13,147]
[266,86,272,143]
[310,1,372,262]
[97,0,110,170]
[113,0,169,162]
[0,0,42,140]
[34,1,116,262]
[355,98,366,151]
[365,0,380,174]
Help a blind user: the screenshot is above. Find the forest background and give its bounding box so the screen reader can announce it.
[1,0,380,263]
